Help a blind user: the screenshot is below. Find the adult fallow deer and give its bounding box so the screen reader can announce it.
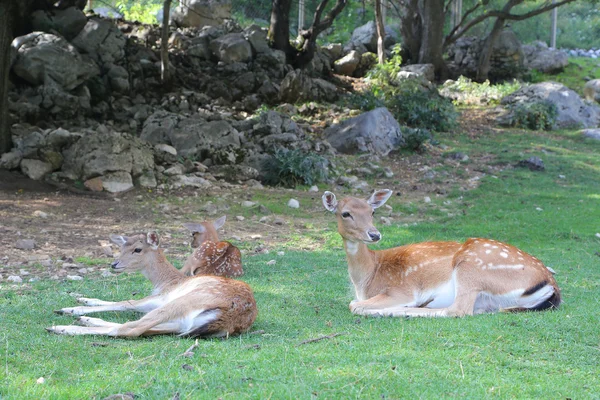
[181,217,243,277]
[47,232,257,337]
[322,189,561,317]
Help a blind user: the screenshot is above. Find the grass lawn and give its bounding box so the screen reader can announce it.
[1,126,600,399]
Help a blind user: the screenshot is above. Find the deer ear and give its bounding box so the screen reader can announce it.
[367,189,393,209]
[182,223,206,233]
[213,215,226,230]
[322,191,338,212]
[146,232,160,249]
[110,234,127,246]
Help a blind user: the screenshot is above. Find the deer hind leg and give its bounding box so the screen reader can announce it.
[56,295,163,316]
[76,297,117,306]
[381,291,481,318]
[350,293,418,316]
[77,316,121,327]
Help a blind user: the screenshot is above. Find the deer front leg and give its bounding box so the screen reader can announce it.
[56,295,163,316]
[350,293,416,316]
[76,297,117,306]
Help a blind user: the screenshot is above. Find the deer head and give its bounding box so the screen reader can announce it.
[323,189,392,243]
[182,215,226,248]
[109,232,160,273]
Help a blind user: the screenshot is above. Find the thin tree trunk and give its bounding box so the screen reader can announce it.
[268,0,294,60]
[398,0,421,64]
[375,0,386,64]
[160,0,171,87]
[0,0,16,154]
[475,0,520,82]
[417,0,447,80]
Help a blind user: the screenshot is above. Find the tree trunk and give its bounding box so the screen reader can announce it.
[475,0,520,82]
[398,0,421,64]
[268,0,294,61]
[417,0,447,80]
[0,0,16,154]
[160,0,172,87]
[374,0,386,64]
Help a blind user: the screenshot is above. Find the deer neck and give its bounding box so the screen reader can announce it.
[343,239,378,301]
[142,250,185,294]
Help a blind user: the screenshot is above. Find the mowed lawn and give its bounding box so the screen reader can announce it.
[1,127,600,399]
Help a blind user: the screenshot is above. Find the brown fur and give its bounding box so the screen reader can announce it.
[323,190,561,317]
[181,240,244,277]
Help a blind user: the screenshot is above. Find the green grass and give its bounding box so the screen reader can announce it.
[2,128,600,398]
[527,57,600,95]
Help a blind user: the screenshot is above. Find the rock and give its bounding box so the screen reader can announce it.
[324,107,403,156]
[84,177,104,192]
[348,21,378,53]
[171,0,231,28]
[241,201,256,208]
[523,41,569,73]
[266,260,276,265]
[321,43,343,61]
[280,69,338,103]
[424,196,431,203]
[353,52,377,77]
[7,276,23,283]
[500,82,600,129]
[66,275,84,281]
[399,64,435,82]
[31,6,87,40]
[101,171,134,193]
[236,215,245,221]
[46,128,82,149]
[154,144,178,164]
[273,217,285,225]
[0,151,23,170]
[210,33,252,64]
[20,159,54,180]
[582,129,600,140]
[170,175,212,188]
[136,170,157,188]
[15,239,36,250]
[518,156,545,171]
[12,33,100,91]
[164,164,185,176]
[243,24,270,53]
[583,79,600,102]
[210,164,260,182]
[107,65,130,93]
[71,17,126,65]
[287,199,300,208]
[334,51,361,76]
[309,185,319,192]
[33,210,48,218]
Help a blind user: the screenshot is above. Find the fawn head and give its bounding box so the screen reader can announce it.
[109,232,160,273]
[182,215,226,248]
[323,189,392,243]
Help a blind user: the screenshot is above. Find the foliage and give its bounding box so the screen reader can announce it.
[401,126,433,152]
[261,148,329,187]
[508,100,558,131]
[524,57,600,96]
[366,44,404,83]
[441,76,522,105]
[109,0,162,23]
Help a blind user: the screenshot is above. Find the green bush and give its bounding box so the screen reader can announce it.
[440,76,522,105]
[401,127,433,153]
[261,148,329,187]
[508,101,558,131]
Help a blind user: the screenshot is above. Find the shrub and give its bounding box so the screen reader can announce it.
[261,148,329,187]
[508,101,558,131]
[401,127,433,153]
[440,76,522,105]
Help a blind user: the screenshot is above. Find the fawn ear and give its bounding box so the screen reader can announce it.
[322,191,338,212]
[367,189,393,209]
[182,223,206,233]
[213,215,226,230]
[110,234,127,246]
[146,232,160,249]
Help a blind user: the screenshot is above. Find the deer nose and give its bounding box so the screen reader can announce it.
[111,260,120,269]
[368,231,381,242]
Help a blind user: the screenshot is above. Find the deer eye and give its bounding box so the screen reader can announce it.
[341,212,352,219]
[133,248,142,253]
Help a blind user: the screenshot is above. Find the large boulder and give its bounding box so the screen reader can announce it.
[280,69,338,103]
[584,79,600,103]
[171,0,231,28]
[71,17,126,65]
[141,111,242,164]
[500,82,600,129]
[209,33,252,64]
[348,21,378,53]
[12,33,99,91]
[333,51,361,76]
[523,41,569,74]
[31,6,87,40]
[399,64,435,82]
[324,108,404,156]
[243,24,270,54]
[62,129,154,181]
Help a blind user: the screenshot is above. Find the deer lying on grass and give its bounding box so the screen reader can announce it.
[181,217,243,277]
[47,232,257,338]
[322,189,561,318]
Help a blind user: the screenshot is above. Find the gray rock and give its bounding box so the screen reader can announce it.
[171,0,231,28]
[0,151,23,170]
[581,129,600,140]
[584,79,600,103]
[31,6,87,40]
[101,171,134,193]
[15,239,36,250]
[210,164,259,181]
[500,82,600,129]
[287,199,300,209]
[349,21,378,53]
[12,33,100,91]
[164,164,185,176]
[210,33,252,64]
[243,24,270,53]
[20,159,54,180]
[399,64,435,82]
[46,128,82,149]
[7,276,23,283]
[321,43,343,61]
[518,156,545,171]
[333,51,361,76]
[71,17,126,65]
[170,175,212,188]
[324,107,403,156]
[523,41,569,74]
[136,170,157,188]
[154,143,178,164]
[280,69,338,103]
